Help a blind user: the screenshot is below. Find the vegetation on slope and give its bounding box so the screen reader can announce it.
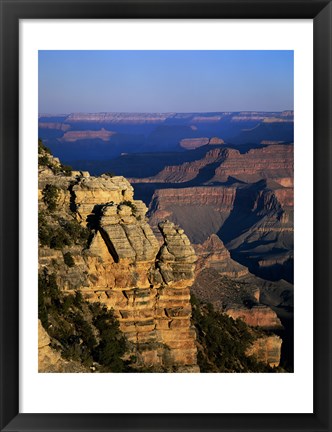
[191,295,274,372]
[39,209,90,249]
[38,270,133,372]
[38,138,72,176]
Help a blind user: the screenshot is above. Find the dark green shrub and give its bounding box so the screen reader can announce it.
[39,213,90,250]
[91,304,127,372]
[63,252,75,267]
[39,155,50,166]
[73,291,84,307]
[38,275,49,328]
[62,164,72,176]
[42,184,60,211]
[38,271,60,328]
[38,269,132,372]
[191,295,271,373]
[38,138,51,155]
[49,228,71,249]
[51,164,61,175]
[38,212,53,246]
[62,294,74,314]
[60,219,90,245]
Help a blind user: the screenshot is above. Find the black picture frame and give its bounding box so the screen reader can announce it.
[1,1,331,431]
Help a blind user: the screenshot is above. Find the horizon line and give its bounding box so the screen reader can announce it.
[38,109,294,116]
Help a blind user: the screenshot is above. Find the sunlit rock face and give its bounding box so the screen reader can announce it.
[246,335,282,368]
[38,320,89,373]
[38,167,199,372]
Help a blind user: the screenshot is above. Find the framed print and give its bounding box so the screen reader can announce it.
[0,0,331,431]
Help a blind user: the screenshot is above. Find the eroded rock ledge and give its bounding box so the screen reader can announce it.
[38,170,199,372]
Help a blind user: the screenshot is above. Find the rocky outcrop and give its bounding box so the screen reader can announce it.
[148,186,236,244]
[157,221,197,284]
[225,305,282,330]
[151,148,229,183]
[82,212,199,371]
[148,144,293,184]
[273,186,294,207]
[191,266,286,332]
[194,235,248,277]
[38,320,89,373]
[274,177,293,188]
[221,180,293,283]
[38,319,61,372]
[191,269,260,312]
[180,137,224,150]
[280,110,294,118]
[260,140,285,145]
[191,266,284,366]
[149,186,236,211]
[246,335,282,367]
[262,117,293,123]
[180,137,210,150]
[211,145,293,183]
[209,137,225,145]
[145,170,293,280]
[39,122,71,131]
[38,169,199,372]
[72,175,134,221]
[60,128,117,142]
[190,115,222,123]
[66,112,170,123]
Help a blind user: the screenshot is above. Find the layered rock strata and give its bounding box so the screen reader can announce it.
[60,128,116,142]
[146,176,293,281]
[246,335,282,368]
[83,212,199,370]
[38,170,199,372]
[148,186,236,244]
[39,122,71,131]
[225,305,282,330]
[148,144,293,184]
[38,320,89,373]
[66,112,170,123]
[151,148,229,183]
[180,137,224,150]
[193,234,248,277]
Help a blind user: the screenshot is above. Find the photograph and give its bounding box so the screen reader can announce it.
[38,50,294,374]
[2,0,332,429]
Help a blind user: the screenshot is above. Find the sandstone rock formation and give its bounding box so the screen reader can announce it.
[193,234,248,277]
[246,335,282,368]
[38,167,199,372]
[190,115,222,123]
[149,144,293,184]
[38,320,89,373]
[39,122,71,131]
[192,268,259,310]
[148,186,236,243]
[60,128,117,142]
[191,262,286,333]
[179,136,224,150]
[225,305,282,330]
[180,137,210,150]
[66,112,170,124]
[150,148,229,183]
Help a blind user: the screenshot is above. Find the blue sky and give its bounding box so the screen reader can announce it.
[38,50,293,113]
